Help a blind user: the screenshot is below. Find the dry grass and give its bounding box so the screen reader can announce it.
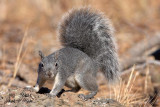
[111,66,149,106]
[0,0,159,106]
[144,66,158,106]
[7,26,29,87]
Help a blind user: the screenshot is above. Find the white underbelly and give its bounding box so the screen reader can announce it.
[65,75,78,88]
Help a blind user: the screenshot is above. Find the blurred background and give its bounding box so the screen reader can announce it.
[0,0,160,106]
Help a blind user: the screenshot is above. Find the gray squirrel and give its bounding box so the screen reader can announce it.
[32,7,120,100]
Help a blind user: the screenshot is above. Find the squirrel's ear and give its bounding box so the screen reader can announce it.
[39,51,45,59]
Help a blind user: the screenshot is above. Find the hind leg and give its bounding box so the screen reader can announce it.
[57,89,65,98]
[57,87,81,98]
[57,86,81,98]
[65,86,81,93]
[75,74,98,100]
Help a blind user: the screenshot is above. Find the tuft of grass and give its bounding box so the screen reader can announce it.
[111,66,149,106]
[8,26,29,87]
[144,66,158,106]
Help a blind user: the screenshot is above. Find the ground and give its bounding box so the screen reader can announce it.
[0,0,160,107]
[0,64,160,106]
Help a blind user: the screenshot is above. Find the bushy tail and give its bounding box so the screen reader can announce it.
[58,7,120,83]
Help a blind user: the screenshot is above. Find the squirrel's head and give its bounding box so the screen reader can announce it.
[38,51,59,79]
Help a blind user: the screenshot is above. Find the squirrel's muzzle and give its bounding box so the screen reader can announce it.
[45,71,54,78]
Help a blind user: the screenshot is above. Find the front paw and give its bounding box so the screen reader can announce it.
[33,86,40,92]
[24,86,39,92]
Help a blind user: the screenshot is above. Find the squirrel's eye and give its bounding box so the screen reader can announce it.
[41,63,44,68]
[55,63,58,67]
[39,63,44,68]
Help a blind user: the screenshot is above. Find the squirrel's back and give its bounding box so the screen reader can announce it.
[58,7,120,83]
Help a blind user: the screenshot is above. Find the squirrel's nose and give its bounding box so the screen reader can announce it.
[48,72,52,76]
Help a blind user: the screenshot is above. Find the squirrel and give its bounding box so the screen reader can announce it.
[32,7,120,100]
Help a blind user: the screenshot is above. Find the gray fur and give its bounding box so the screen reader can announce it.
[33,7,120,100]
[59,7,120,83]
[34,47,98,100]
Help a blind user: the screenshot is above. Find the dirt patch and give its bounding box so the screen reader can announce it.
[0,87,124,107]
